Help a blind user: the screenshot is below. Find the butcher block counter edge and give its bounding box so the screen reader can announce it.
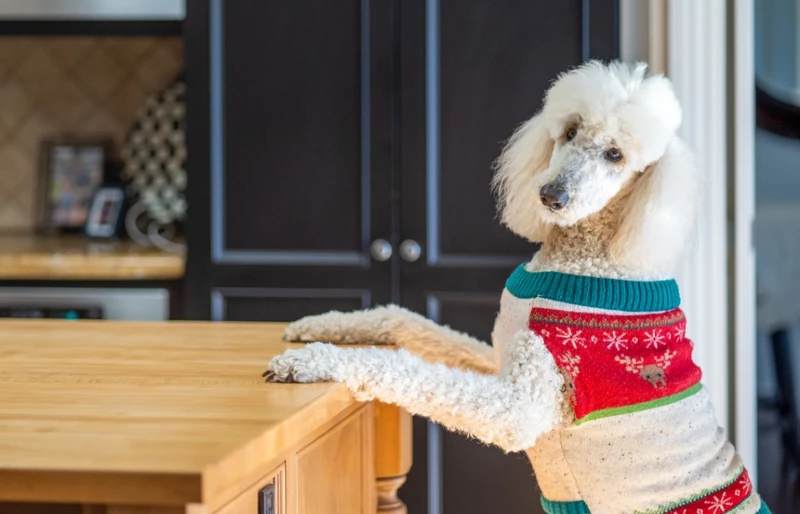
[202,387,364,512]
[0,320,412,513]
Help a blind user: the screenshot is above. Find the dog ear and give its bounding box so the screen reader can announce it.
[492,113,556,243]
[609,137,698,274]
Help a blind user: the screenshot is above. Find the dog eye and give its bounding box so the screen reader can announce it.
[605,148,623,162]
[565,127,577,141]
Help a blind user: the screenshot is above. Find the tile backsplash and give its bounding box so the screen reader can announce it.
[0,36,182,231]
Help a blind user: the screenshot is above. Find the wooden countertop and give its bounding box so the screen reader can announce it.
[0,320,359,507]
[0,234,185,280]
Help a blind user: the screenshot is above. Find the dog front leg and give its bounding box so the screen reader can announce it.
[265,330,562,452]
[283,305,496,374]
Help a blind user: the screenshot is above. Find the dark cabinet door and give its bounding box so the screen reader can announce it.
[184,0,397,321]
[185,1,619,512]
[397,1,619,513]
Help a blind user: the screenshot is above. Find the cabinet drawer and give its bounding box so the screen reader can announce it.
[215,463,285,514]
[297,406,374,514]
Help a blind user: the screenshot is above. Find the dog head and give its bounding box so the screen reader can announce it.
[493,60,698,274]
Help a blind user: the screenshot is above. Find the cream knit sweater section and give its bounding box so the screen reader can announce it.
[493,290,763,514]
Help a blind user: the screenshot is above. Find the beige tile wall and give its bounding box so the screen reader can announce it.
[0,36,182,231]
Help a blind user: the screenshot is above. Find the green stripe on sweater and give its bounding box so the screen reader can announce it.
[574,383,703,425]
[542,486,771,514]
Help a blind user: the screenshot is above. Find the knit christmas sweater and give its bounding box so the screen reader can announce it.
[495,265,770,514]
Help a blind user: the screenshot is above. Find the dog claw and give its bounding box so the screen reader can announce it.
[263,369,297,383]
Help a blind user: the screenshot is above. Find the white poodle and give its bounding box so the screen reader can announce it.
[264,61,768,514]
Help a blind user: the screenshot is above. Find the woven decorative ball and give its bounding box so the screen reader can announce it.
[121,81,187,226]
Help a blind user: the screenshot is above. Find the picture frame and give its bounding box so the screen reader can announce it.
[85,185,126,239]
[37,137,113,233]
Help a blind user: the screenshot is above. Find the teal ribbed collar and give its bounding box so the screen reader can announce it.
[540,496,591,514]
[506,264,680,313]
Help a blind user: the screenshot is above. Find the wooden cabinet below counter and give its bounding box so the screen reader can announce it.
[215,405,376,514]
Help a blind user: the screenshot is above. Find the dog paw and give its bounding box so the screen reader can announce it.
[263,343,341,383]
[283,312,346,342]
[283,310,395,344]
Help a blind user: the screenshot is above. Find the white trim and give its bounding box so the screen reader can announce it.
[619,0,667,72]
[622,0,758,486]
[647,0,667,74]
[619,0,648,63]
[732,0,758,486]
[667,0,730,433]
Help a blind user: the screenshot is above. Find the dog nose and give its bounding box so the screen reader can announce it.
[540,184,570,210]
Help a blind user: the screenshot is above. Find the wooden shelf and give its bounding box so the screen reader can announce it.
[0,234,185,281]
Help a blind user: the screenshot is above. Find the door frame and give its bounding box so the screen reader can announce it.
[666,0,730,445]
[730,0,757,486]
[620,0,757,484]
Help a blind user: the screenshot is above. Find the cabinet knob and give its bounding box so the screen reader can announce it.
[399,240,422,262]
[370,239,393,262]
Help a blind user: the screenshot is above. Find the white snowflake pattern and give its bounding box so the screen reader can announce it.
[558,352,581,376]
[738,476,752,496]
[704,492,733,513]
[654,349,677,369]
[614,354,645,373]
[555,327,586,349]
[644,329,666,348]
[603,331,629,350]
[674,325,685,341]
[590,335,598,344]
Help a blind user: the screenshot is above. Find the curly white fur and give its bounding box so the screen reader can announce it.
[283,305,496,374]
[268,330,564,451]
[493,60,697,278]
[266,60,697,456]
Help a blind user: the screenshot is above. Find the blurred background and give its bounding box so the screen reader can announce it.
[754,1,800,512]
[0,0,795,513]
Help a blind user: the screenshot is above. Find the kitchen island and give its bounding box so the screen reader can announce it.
[0,320,411,514]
